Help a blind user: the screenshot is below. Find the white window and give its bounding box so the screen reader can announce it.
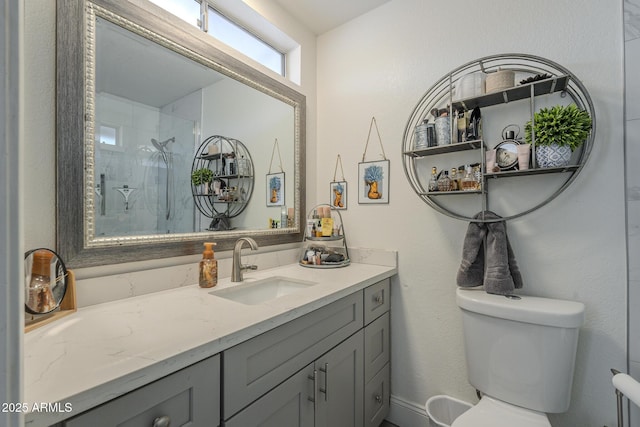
[149,0,286,76]
[98,124,119,146]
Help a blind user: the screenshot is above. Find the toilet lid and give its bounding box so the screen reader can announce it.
[452,396,551,427]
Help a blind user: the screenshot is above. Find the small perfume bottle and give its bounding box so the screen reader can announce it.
[450,168,459,191]
[428,167,438,192]
[461,166,476,191]
[437,170,452,191]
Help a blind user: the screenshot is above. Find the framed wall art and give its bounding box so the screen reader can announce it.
[358,160,389,204]
[266,172,285,206]
[330,181,347,210]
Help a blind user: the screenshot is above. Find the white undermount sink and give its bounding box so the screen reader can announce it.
[210,276,318,305]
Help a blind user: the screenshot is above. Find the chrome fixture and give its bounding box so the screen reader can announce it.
[231,237,258,282]
[151,137,175,220]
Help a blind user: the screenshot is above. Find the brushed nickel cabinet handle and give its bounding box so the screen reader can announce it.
[319,363,329,401]
[308,369,317,405]
[152,415,171,427]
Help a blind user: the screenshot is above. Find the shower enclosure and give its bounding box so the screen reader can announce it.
[94,92,197,237]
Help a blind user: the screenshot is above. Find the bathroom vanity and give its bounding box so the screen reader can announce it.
[24,261,395,427]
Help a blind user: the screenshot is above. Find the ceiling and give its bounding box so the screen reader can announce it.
[273,0,390,35]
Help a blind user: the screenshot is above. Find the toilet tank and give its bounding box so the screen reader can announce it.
[456,288,585,413]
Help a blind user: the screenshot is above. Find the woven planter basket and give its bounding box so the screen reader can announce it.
[486,69,515,93]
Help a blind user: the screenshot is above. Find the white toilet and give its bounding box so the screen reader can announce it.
[453,288,585,427]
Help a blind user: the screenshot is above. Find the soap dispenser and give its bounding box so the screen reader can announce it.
[199,242,218,288]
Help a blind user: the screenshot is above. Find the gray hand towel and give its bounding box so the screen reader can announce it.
[456,211,523,295]
[456,213,487,287]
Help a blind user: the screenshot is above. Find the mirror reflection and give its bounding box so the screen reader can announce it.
[56,0,306,267]
[93,16,294,237]
[24,249,68,315]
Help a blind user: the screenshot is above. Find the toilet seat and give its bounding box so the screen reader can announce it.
[452,395,551,427]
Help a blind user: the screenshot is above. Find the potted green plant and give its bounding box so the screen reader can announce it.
[191,168,213,193]
[524,103,592,168]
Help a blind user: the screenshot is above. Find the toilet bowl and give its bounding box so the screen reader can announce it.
[452,395,550,427]
[454,288,585,425]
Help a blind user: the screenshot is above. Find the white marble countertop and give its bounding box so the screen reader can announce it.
[24,261,396,426]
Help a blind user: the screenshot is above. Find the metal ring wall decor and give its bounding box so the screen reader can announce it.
[401,53,596,222]
[191,135,254,222]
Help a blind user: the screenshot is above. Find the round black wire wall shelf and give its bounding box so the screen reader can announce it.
[402,53,596,223]
[191,135,254,229]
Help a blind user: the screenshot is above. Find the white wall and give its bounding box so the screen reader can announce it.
[201,78,295,229]
[316,1,625,426]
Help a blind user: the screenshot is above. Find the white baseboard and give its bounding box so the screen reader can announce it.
[386,394,429,427]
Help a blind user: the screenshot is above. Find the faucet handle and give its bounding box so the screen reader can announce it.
[242,264,258,271]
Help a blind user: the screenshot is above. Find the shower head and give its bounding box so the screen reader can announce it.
[151,137,175,152]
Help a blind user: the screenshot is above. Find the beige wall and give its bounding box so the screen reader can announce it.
[316,1,625,426]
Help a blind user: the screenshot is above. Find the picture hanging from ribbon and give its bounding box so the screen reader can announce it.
[266,138,285,207]
[330,154,347,210]
[358,117,389,204]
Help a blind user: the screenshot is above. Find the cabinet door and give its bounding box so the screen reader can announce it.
[224,364,315,427]
[224,292,362,417]
[365,363,390,427]
[315,330,364,427]
[64,355,220,427]
[364,311,390,383]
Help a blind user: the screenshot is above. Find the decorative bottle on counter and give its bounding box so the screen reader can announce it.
[199,242,218,288]
[428,167,438,192]
[27,250,57,313]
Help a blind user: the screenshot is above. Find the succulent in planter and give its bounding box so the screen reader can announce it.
[191,168,213,187]
[524,104,592,167]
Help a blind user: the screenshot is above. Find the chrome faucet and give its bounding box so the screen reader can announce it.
[231,237,258,282]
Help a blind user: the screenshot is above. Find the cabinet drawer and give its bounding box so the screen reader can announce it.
[364,363,390,427]
[223,292,363,418]
[64,355,220,427]
[364,311,390,383]
[364,279,390,325]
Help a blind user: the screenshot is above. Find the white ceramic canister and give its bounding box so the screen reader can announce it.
[455,72,487,99]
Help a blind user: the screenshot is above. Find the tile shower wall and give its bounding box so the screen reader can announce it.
[626,0,640,425]
[94,93,197,237]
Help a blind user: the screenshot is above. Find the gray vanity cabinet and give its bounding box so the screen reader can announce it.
[224,331,364,427]
[222,291,363,418]
[363,279,391,427]
[62,354,220,427]
[223,278,390,427]
[53,278,391,427]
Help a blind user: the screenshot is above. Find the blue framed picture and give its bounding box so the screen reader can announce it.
[358,160,389,204]
[330,181,347,210]
[266,172,285,206]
